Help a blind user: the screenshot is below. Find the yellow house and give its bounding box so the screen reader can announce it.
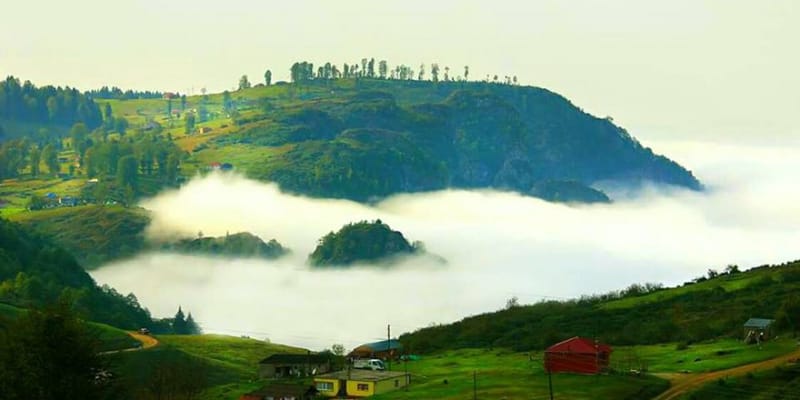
[314,370,409,397]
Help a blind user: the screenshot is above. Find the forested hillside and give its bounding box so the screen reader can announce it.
[399,261,800,353]
[0,216,155,329]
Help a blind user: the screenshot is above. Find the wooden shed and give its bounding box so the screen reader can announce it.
[544,336,612,375]
[744,318,775,343]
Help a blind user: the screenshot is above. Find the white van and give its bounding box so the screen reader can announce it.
[352,358,385,371]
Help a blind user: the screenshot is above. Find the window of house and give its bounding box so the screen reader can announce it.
[316,382,333,391]
[357,383,369,391]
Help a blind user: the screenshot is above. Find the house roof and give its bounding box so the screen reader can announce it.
[351,339,403,353]
[545,337,612,354]
[315,370,408,382]
[744,318,774,329]
[259,353,331,365]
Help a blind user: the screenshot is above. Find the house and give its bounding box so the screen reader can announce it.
[220,162,234,171]
[314,370,409,398]
[544,336,612,375]
[197,126,212,134]
[209,162,222,170]
[239,384,318,400]
[258,353,332,379]
[348,339,403,360]
[59,196,78,207]
[744,318,775,343]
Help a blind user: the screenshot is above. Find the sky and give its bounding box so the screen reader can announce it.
[91,140,800,350]
[1,0,798,143]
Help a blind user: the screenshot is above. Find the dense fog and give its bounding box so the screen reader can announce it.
[91,140,800,350]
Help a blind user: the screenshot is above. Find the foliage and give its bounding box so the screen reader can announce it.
[0,75,103,129]
[0,300,104,400]
[162,232,288,260]
[309,220,422,267]
[11,205,151,269]
[0,216,155,329]
[399,260,800,353]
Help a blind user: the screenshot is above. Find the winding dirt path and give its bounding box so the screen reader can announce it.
[127,331,159,350]
[653,346,800,400]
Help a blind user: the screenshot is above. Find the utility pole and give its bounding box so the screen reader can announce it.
[387,324,391,371]
[473,371,477,400]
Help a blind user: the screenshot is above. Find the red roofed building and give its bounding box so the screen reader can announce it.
[544,336,611,374]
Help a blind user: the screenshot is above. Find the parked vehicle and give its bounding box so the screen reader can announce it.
[352,358,385,371]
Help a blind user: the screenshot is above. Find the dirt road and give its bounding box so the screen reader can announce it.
[653,346,800,400]
[127,331,159,350]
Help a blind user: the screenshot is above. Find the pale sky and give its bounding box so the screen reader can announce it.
[2,0,798,142]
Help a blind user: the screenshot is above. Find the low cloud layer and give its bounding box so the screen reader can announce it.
[91,140,800,350]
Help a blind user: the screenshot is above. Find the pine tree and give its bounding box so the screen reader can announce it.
[173,306,187,334]
[185,312,201,335]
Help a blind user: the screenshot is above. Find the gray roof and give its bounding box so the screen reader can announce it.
[744,318,774,328]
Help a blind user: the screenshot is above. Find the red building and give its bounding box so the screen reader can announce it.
[544,337,612,374]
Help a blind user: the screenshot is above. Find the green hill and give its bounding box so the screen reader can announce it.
[309,219,423,267]
[399,260,800,353]
[9,205,151,269]
[0,216,155,330]
[202,80,700,202]
[162,232,288,259]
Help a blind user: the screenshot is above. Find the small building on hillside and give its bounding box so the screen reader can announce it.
[258,353,333,379]
[239,384,318,400]
[348,339,403,360]
[544,336,612,375]
[744,318,775,343]
[198,126,212,134]
[314,370,409,398]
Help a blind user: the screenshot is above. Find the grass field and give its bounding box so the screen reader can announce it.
[371,348,668,400]
[615,338,798,374]
[0,302,138,352]
[677,362,800,400]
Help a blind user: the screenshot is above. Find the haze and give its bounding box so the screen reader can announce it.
[2,1,798,143]
[91,139,800,350]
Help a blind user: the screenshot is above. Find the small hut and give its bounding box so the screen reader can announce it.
[744,318,774,343]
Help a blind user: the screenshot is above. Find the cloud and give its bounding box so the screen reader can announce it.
[90,140,800,350]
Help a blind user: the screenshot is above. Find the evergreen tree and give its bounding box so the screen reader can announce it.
[264,69,272,86]
[42,143,59,175]
[173,306,187,334]
[185,312,201,334]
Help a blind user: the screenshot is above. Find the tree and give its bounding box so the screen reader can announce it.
[116,155,139,190]
[264,69,272,86]
[464,65,469,81]
[70,122,88,156]
[238,75,251,90]
[378,60,388,79]
[185,112,196,134]
[367,58,375,78]
[114,116,129,135]
[418,63,425,80]
[431,63,440,82]
[28,146,41,177]
[331,344,345,356]
[180,94,187,111]
[185,313,201,334]
[166,98,172,117]
[104,102,112,122]
[42,143,59,175]
[173,306,187,334]
[0,301,104,400]
[444,66,450,81]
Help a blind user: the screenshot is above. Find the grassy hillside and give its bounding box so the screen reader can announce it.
[9,205,151,268]
[88,78,701,203]
[400,260,800,353]
[107,334,307,400]
[373,348,668,400]
[0,302,139,352]
[679,363,800,399]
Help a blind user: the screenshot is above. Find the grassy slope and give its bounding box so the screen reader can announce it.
[373,348,667,400]
[109,334,307,400]
[678,363,800,400]
[8,205,150,269]
[0,302,138,352]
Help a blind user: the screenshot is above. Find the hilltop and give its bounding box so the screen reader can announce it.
[309,220,423,267]
[1,74,701,209]
[162,231,288,259]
